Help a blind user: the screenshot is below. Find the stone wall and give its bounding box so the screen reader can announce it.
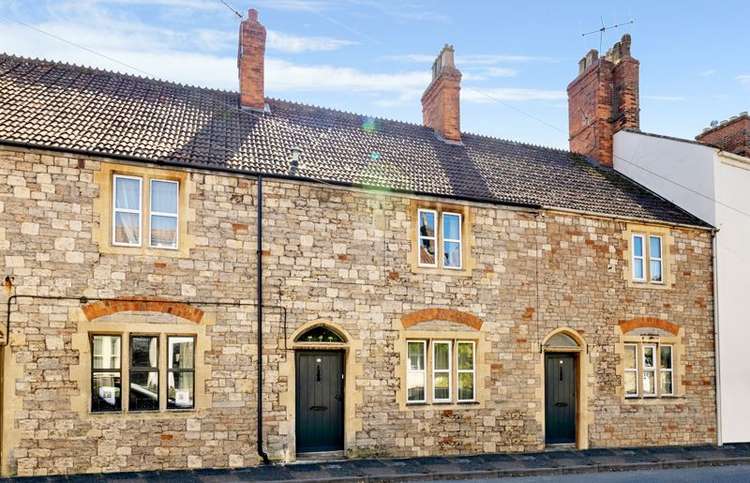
[0,144,716,476]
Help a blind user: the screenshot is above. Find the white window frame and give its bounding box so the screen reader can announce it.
[406,340,427,403]
[112,174,143,247]
[456,340,475,402]
[417,208,438,268]
[432,340,452,403]
[442,212,463,270]
[631,233,645,282]
[660,345,674,396]
[624,343,639,398]
[642,344,657,397]
[649,235,663,284]
[148,179,180,250]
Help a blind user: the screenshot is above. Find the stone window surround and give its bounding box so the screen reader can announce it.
[396,309,488,411]
[406,338,477,405]
[92,161,196,258]
[70,307,214,419]
[623,223,673,289]
[409,200,474,276]
[614,318,685,403]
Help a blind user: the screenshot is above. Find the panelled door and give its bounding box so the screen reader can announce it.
[295,350,344,453]
[544,353,576,444]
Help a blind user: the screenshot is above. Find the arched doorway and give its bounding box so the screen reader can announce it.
[542,328,586,447]
[293,324,347,455]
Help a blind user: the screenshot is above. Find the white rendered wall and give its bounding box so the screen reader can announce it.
[615,131,750,443]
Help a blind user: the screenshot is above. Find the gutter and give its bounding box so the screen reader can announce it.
[712,229,723,445]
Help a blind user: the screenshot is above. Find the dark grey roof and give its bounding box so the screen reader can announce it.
[0,53,707,227]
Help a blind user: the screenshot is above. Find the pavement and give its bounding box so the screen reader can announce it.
[5,443,750,482]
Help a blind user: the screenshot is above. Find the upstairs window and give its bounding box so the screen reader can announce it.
[631,233,664,284]
[417,208,463,270]
[112,175,179,249]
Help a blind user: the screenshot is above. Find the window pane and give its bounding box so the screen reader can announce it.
[457,343,474,370]
[633,258,644,280]
[419,238,436,265]
[92,336,120,370]
[169,337,195,370]
[114,212,140,245]
[643,371,656,395]
[115,177,140,210]
[443,241,461,268]
[407,371,425,402]
[129,371,159,411]
[624,372,637,395]
[643,346,655,368]
[131,336,157,369]
[408,342,425,371]
[661,371,673,395]
[650,260,663,282]
[151,180,178,214]
[660,346,672,369]
[633,235,643,257]
[458,372,474,400]
[443,214,460,240]
[434,343,450,370]
[649,236,662,258]
[150,215,177,248]
[419,211,435,238]
[433,372,449,400]
[168,372,194,409]
[92,372,121,411]
[624,345,636,369]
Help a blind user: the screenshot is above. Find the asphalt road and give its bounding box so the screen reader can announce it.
[434,464,750,483]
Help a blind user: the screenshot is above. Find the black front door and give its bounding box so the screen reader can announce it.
[545,353,576,444]
[296,350,344,453]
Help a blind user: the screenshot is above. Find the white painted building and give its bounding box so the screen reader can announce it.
[614,128,750,444]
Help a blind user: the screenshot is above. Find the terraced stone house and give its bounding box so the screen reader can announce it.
[0,9,717,478]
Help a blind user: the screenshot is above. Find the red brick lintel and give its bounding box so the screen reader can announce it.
[618,317,680,335]
[81,299,204,324]
[402,308,483,331]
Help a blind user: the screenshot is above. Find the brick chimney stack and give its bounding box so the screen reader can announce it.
[696,112,750,158]
[238,8,266,110]
[421,45,462,143]
[567,34,640,166]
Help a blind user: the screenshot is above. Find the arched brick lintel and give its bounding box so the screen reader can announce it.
[402,308,483,331]
[619,317,680,335]
[81,300,204,324]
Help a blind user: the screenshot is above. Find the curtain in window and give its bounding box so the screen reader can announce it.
[114,177,141,244]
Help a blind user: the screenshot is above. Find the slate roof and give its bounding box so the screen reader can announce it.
[0,53,707,227]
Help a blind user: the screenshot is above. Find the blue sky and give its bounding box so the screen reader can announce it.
[1,0,748,149]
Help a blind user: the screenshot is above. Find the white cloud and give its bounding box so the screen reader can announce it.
[737,75,750,86]
[699,69,716,77]
[643,95,686,102]
[463,87,565,103]
[267,30,356,53]
[384,53,558,65]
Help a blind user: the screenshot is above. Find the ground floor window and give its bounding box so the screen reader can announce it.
[406,339,475,404]
[90,332,197,413]
[624,342,674,398]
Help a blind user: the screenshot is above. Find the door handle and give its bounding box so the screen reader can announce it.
[309,405,327,411]
[554,402,568,407]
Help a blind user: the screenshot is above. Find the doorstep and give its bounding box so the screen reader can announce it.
[4,444,750,481]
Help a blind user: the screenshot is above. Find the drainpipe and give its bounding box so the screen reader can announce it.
[256,176,270,463]
[712,228,723,446]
